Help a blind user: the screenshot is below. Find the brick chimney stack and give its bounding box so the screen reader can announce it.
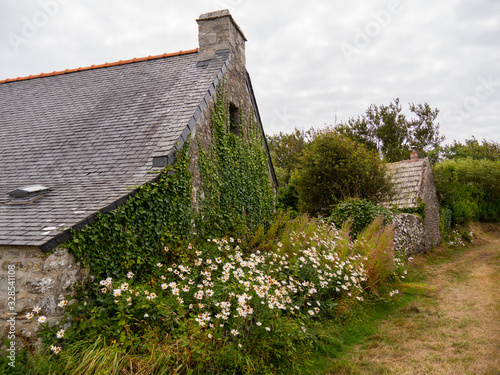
[196,10,247,65]
[410,150,419,160]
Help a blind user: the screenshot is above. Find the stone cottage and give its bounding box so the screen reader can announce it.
[0,10,276,339]
[385,151,441,256]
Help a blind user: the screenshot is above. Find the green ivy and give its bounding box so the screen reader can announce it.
[196,83,274,238]
[63,81,275,282]
[65,145,193,280]
[397,200,426,220]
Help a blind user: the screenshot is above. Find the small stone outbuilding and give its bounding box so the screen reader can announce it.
[0,10,275,340]
[385,151,441,256]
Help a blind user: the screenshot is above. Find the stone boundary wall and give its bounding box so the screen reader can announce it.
[0,246,86,341]
[392,213,426,257]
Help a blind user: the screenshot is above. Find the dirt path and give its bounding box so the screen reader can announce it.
[330,230,500,374]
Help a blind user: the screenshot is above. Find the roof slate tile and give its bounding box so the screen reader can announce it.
[0,50,230,248]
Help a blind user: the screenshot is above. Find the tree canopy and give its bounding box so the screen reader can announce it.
[336,98,444,163]
[437,138,500,161]
[294,128,394,217]
[266,129,308,188]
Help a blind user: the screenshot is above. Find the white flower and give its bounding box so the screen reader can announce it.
[127,272,134,278]
[265,327,271,331]
[231,329,239,336]
[26,312,34,320]
[58,300,68,307]
[256,321,262,326]
[38,316,47,323]
[157,263,163,268]
[144,313,149,318]
[121,283,129,291]
[113,289,122,297]
[32,306,41,313]
[50,345,62,354]
[161,283,168,289]
[56,329,65,338]
[207,333,213,339]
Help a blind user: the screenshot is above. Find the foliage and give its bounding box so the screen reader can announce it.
[438,137,500,162]
[433,158,500,225]
[329,198,394,239]
[351,217,397,293]
[276,177,299,213]
[266,129,309,188]
[15,213,411,375]
[64,82,274,282]
[196,84,274,238]
[294,128,394,217]
[267,129,309,212]
[397,200,426,220]
[65,146,193,281]
[336,98,444,163]
[440,207,453,235]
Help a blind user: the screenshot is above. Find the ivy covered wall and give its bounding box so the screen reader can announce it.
[64,82,275,281]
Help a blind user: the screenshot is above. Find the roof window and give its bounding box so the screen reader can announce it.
[7,185,51,204]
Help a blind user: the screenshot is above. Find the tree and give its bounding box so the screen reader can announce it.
[336,98,444,163]
[266,129,308,187]
[294,128,394,217]
[438,137,500,161]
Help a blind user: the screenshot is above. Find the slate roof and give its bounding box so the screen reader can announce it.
[0,49,230,250]
[384,158,429,209]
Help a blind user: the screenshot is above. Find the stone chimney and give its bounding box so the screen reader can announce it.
[196,10,247,65]
[410,150,419,160]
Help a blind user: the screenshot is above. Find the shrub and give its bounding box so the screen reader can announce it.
[433,158,500,224]
[329,198,393,239]
[294,129,394,217]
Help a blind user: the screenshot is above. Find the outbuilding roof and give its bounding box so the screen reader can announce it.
[0,48,230,250]
[384,158,429,209]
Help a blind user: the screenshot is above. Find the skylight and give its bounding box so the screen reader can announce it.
[7,185,51,203]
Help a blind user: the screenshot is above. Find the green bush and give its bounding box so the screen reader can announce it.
[294,129,394,217]
[439,207,452,236]
[433,158,500,224]
[276,177,299,213]
[329,198,393,239]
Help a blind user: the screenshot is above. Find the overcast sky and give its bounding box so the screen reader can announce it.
[1,0,499,145]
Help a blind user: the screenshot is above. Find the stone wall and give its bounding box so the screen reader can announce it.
[0,246,86,341]
[392,213,426,257]
[422,163,441,249]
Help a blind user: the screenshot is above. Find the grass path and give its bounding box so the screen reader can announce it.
[327,225,500,375]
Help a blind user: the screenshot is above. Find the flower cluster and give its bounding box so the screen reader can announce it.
[446,229,473,247]
[26,305,46,323]
[27,303,67,354]
[97,230,376,347]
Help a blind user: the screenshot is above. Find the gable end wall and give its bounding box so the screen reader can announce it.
[0,245,87,340]
[422,161,441,249]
